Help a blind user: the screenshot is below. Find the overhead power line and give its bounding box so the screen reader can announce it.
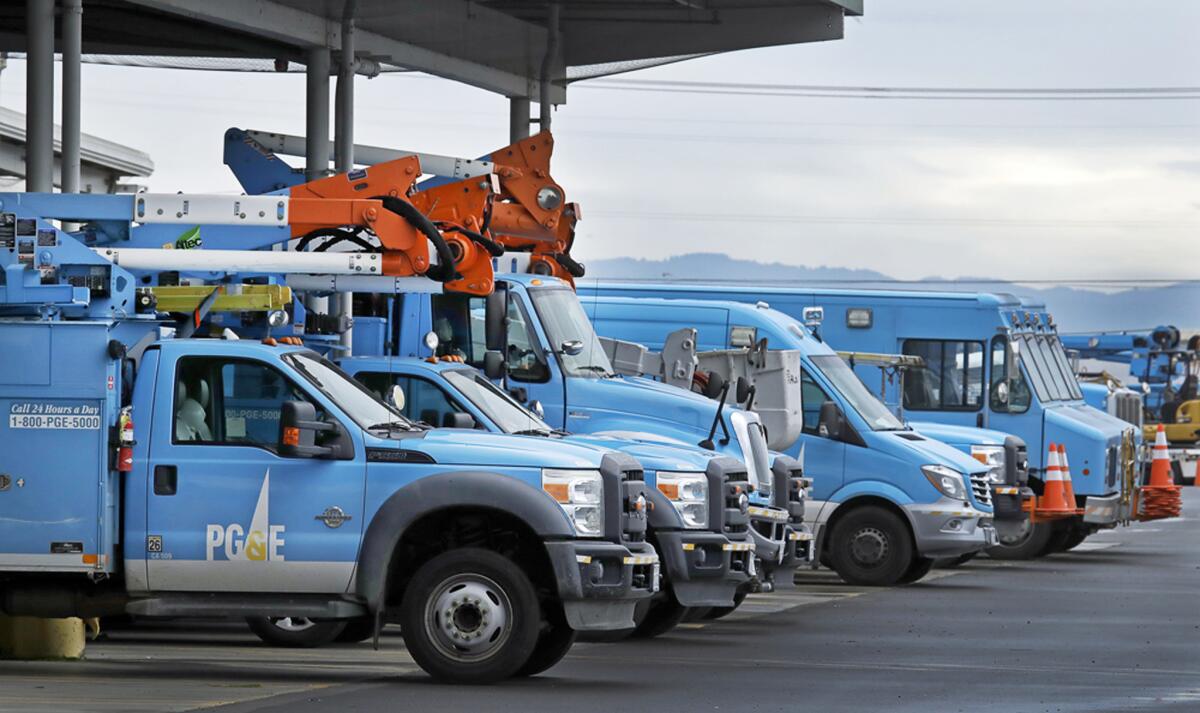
[580,78,1200,101]
[586,209,1198,230]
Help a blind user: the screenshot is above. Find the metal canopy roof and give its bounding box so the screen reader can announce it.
[0,107,153,191]
[0,0,861,101]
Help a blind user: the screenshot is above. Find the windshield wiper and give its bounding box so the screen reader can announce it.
[511,428,553,436]
[368,419,419,432]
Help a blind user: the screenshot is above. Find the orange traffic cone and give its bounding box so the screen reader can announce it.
[1058,444,1078,511]
[1038,442,1075,514]
[1148,425,1173,488]
[1193,458,1200,487]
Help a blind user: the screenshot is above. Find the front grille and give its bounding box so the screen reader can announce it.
[969,471,993,508]
[1106,445,1118,489]
[1110,391,1143,428]
[752,518,786,542]
[620,468,647,544]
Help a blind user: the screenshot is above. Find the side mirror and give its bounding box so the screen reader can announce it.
[387,385,406,411]
[703,371,726,400]
[817,401,844,441]
[483,350,506,380]
[994,380,1010,405]
[529,400,545,418]
[560,340,584,357]
[279,401,336,458]
[443,412,477,429]
[735,377,752,404]
[485,289,506,352]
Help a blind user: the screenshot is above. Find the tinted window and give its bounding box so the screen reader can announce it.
[902,339,984,411]
[801,370,834,436]
[430,293,549,383]
[989,336,1032,413]
[174,357,314,449]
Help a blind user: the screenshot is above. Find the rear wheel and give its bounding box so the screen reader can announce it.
[515,603,576,677]
[630,593,689,639]
[336,618,376,644]
[701,589,749,621]
[898,557,936,584]
[985,520,1055,560]
[245,617,347,648]
[935,552,976,569]
[1058,526,1090,552]
[399,548,541,684]
[827,506,915,586]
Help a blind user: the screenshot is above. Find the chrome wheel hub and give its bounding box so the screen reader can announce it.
[849,527,889,567]
[271,617,316,632]
[426,574,511,662]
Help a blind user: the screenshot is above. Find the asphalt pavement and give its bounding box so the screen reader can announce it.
[3,489,1199,713]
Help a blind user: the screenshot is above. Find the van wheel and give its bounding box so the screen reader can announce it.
[245,617,347,648]
[702,589,749,621]
[935,552,977,569]
[515,603,576,677]
[400,548,541,684]
[827,506,915,586]
[898,556,936,583]
[631,593,689,639]
[336,618,376,644]
[985,520,1055,560]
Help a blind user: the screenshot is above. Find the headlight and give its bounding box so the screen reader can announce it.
[921,464,967,501]
[970,445,1007,484]
[543,469,604,537]
[657,471,709,529]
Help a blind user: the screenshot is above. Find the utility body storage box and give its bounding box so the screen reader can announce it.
[0,320,125,576]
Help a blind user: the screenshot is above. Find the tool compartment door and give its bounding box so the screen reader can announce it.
[0,322,111,573]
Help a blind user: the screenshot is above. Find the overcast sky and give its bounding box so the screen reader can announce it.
[1,0,1197,282]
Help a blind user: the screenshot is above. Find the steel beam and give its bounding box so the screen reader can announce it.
[24,0,54,192]
[61,0,83,195]
[125,0,560,102]
[509,97,530,143]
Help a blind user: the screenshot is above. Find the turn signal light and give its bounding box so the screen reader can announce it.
[282,427,300,446]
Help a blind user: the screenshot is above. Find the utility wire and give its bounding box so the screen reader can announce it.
[586,210,1197,229]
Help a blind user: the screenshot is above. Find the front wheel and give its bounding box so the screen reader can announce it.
[630,594,689,639]
[935,552,977,569]
[985,520,1055,560]
[245,617,346,648]
[515,603,576,677]
[827,506,916,586]
[400,548,541,684]
[701,589,749,621]
[898,556,936,583]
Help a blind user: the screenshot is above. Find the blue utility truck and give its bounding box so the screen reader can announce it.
[0,192,663,684]
[347,273,810,593]
[584,283,1142,558]
[341,356,759,636]
[577,295,1001,583]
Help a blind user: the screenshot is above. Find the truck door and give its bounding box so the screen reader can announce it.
[900,339,986,430]
[798,369,847,504]
[145,353,366,593]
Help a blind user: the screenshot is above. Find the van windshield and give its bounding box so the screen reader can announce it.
[443,368,556,435]
[810,355,906,431]
[528,287,615,378]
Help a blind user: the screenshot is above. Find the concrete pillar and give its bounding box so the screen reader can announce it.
[61,0,83,195]
[0,615,85,660]
[509,97,530,143]
[334,1,358,356]
[304,46,330,182]
[25,0,55,192]
[302,46,331,318]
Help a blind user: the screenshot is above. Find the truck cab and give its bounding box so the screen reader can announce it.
[0,324,660,684]
[341,356,761,636]
[578,295,999,585]
[349,274,807,591]
[582,282,1143,557]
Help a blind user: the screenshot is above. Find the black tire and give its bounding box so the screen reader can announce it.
[898,557,936,584]
[630,594,689,639]
[935,552,977,569]
[701,589,749,621]
[245,617,347,648]
[335,618,376,644]
[399,548,541,684]
[985,520,1056,560]
[827,506,916,586]
[1058,526,1089,552]
[514,602,576,677]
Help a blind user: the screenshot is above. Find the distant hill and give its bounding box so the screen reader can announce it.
[583,253,1197,333]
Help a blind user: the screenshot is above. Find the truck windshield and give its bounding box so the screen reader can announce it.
[529,287,615,378]
[284,353,414,431]
[443,368,555,435]
[810,355,906,431]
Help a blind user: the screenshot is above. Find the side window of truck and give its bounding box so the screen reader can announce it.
[430,293,549,383]
[902,340,984,411]
[355,372,469,427]
[800,370,834,436]
[989,337,1032,413]
[174,357,316,450]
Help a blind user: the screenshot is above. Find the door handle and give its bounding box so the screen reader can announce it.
[154,465,178,496]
